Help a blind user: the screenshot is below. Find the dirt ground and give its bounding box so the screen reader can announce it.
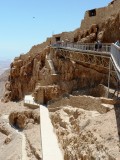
[49,96,120,160]
[0,101,41,160]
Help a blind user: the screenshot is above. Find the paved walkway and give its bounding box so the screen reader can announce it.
[40,105,63,160]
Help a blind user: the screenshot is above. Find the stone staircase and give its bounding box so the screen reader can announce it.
[33,53,60,104]
[45,54,57,75]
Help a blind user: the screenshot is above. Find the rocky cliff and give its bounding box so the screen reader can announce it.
[3,0,120,103]
[3,45,116,104]
[3,46,50,102]
[1,1,120,159]
[77,12,120,43]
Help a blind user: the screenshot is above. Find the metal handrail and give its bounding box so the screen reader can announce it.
[111,43,120,80]
[52,42,120,96]
[52,42,111,53]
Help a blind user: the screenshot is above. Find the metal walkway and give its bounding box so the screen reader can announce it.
[51,42,120,98]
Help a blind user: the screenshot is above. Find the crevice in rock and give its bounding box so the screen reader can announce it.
[26,138,41,160]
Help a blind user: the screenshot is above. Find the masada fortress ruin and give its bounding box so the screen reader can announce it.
[0,0,120,159]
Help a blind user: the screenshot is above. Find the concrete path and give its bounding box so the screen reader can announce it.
[40,105,63,160]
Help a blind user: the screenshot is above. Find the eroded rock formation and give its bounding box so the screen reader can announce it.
[9,109,40,129]
[3,46,50,102]
[78,13,120,43]
[1,1,120,159]
[48,95,120,159]
[3,45,116,104]
[3,0,120,104]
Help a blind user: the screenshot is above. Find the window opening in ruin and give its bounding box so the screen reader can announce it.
[74,36,78,42]
[56,37,60,42]
[89,9,96,17]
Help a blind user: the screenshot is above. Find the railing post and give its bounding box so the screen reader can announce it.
[105,45,107,52]
[107,59,111,98]
[39,105,43,160]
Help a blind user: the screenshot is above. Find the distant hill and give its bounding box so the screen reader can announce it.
[0,69,10,98]
[0,59,11,75]
[0,59,11,98]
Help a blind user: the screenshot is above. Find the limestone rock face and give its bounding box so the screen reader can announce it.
[9,109,40,129]
[78,12,120,43]
[99,14,120,42]
[4,45,115,104]
[3,1,120,103]
[51,49,115,94]
[3,46,50,102]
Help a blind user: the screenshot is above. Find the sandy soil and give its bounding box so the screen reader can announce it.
[49,96,120,160]
[0,101,41,160]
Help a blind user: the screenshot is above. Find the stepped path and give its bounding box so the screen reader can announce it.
[46,54,56,75]
[40,105,63,160]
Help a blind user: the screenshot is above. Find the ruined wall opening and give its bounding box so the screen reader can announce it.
[89,9,96,17]
[55,37,61,42]
[74,36,78,42]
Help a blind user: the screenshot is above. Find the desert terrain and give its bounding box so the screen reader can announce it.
[0,0,120,159]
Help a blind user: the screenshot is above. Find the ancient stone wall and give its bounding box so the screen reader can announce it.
[80,0,120,30]
[48,95,113,114]
[51,30,78,44]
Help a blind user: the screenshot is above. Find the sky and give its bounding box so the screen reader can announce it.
[0,0,112,60]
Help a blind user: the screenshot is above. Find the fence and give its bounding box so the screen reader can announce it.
[53,42,111,53]
[111,43,120,80]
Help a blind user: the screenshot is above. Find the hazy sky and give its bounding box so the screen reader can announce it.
[0,0,111,59]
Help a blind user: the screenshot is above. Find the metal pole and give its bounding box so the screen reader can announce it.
[117,80,119,99]
[107,59,111,98]
[39,105,43,160]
